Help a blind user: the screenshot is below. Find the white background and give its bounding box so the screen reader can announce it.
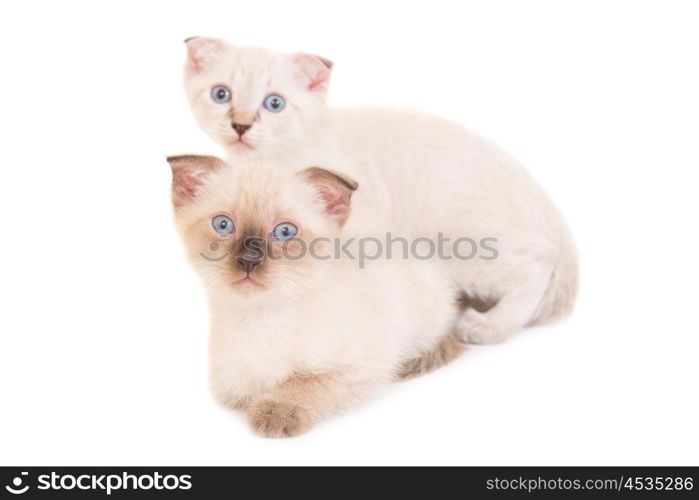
[0,0,697,466]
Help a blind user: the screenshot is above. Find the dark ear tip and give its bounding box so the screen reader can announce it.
[301,166,358,192]
[317,56,333,70]
[166,154,225,170]
[184,36,200,43]
[166,155,196,167]
[338,174,358,191]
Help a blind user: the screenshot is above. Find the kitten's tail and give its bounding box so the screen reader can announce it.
[531,238,579,326]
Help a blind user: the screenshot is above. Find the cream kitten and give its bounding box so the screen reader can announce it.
[168,154,460,437]
[182,38,579,345]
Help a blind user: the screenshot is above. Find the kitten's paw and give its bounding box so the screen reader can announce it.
[247,398,312,438]
[455,309,514,344]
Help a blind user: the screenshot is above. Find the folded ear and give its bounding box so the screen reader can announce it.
[290,53,333,95]
[167,155,224,207]
[184,37,228,74]
[297,167,358,226]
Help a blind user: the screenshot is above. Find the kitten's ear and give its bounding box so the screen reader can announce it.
[298,167,358,226]
[290,53,333,95]
[184,37,228,74]
[167,155,224,208]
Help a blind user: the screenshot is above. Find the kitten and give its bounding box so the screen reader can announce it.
[182,38,579,345]
[168,154,460,437]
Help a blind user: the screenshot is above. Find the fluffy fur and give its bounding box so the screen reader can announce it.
[183,38,579,344]
[168,155,458,437]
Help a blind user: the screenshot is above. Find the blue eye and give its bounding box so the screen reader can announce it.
[263,94,285,112]
[211,85,231,103]
[212,215,235,236]
[272,222,298,241]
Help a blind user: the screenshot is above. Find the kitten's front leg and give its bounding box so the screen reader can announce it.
[247,371,380,438]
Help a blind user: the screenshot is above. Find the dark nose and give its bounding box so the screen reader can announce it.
[231,122,251,136]
[237,253,262,274]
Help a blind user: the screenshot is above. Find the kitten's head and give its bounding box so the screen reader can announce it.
[183,37,332,156]
[167,155,357,304]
